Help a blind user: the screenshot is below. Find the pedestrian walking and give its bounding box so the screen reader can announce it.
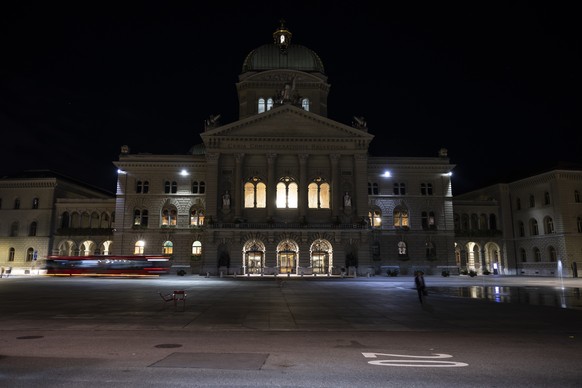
[414,271,427,304]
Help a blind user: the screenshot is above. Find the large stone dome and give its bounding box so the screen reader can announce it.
[242,43,325,74]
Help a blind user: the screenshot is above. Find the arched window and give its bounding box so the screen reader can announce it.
[163,241,173,255]
[544,191,551,205]
[14,198,20,209]
[29,222,37,236]
[90,212,100,228]
[544,217,554,234]
[192,241,202,255]
[81,212,90,228]
[368,209,382,227]
[533,247,541,262]
[8,247,15,261]
[529,219,539,236]
[190,209,205,226]
[162,206,177,226]
[26,247,34,262]
[266,98,274,111]
[244,177,266,208]
[301,98,310,111]
[61,212,70,228]
[393,207,409,228]
[32,197,39,209]
[134,240,145,254]
[368,182,378,195]
[258,98,266,113]
[100,212,110,228]
[529,194,535,208]
[307,179,330,209]
[548,246,557,262]
[276,177,297,208]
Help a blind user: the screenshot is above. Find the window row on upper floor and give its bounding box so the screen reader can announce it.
[133,180,206,194]
[133,239,202,256]
[519,246,558,263]
[368,182,436,196]
[0,197,40,210]
[60,211,114,229]
[3,246,37,262]
[5,221,39,237]
[368,207,438,231]
[517,216,582,237]
[454,213,499,231]
[133,207,205,227]
[515,190,582,210]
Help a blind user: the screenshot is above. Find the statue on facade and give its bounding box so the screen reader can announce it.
[222,190,231,208]
[344,192,352,207]
[204,114,221,131]
[352,116,367,130]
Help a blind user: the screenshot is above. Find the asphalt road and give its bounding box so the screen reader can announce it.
[1,274,581,387]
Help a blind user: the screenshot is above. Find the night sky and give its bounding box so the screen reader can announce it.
[1,2,580,195]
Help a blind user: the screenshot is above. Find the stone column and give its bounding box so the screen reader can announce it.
[205,152,220,222]
[267,153,277,218]
[354,153,368,220]
[330,154,340,217]
[234,153,244,220]
[298,153,309,219]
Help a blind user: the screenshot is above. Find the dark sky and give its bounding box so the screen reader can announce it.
[1,2,580,195]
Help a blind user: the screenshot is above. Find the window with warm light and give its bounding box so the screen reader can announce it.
[393,207,409,228]
[244,178,266,208]
[276,177,298,208]
[308,179,330,209]
[134,240,145,254]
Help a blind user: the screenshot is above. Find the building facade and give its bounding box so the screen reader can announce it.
[2,24,580,278]
[110,23,455,276]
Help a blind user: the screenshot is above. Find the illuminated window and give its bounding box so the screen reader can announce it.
[266,98,274,111]
[163,241,173,255]
[244,177,266,208]
[308,178,330,209]
[393,207,409,228]
[192,241,202,255]
[276,177,298,208]
[190,209,205,226]
[258,98,266,113]
[368,209,382,227]
[301,98,310,111]
[162,207,177,226]
[398,241,407,256]
[134,240,145,254]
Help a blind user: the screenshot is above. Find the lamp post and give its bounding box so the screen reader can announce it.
[117,169,128,256]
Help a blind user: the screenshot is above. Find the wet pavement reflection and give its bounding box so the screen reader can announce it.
[429,285,582,310]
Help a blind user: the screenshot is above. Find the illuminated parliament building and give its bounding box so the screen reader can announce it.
[2,23,581,278]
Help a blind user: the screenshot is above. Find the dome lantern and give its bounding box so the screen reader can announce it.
[273,19,292,53]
